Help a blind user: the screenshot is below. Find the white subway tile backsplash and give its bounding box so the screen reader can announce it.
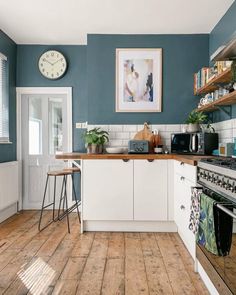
[123,125,137,132]
[165,125,181,132]
[115,132,130,140]
[130,132,136,139]
[108,140,123,147]
[220,119,232,130]
[88,119,236,150]
[108,125,123,132]
[151,125,166,132]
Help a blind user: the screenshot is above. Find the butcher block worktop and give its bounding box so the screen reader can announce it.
[56,153,214,166]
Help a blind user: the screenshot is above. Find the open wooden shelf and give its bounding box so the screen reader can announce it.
[195,68,232,95]
[196,90,236,112]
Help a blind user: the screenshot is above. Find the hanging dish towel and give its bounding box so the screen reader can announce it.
[196,192,233,256]
[196,192,219,255]
[189,187,202,234]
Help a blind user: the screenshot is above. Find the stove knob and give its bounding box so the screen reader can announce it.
[231,183,236,193]
[227,183,232,191]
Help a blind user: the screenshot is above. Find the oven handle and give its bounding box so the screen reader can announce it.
[216,204,236,219]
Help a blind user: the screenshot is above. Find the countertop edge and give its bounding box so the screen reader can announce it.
[56,153,214,166]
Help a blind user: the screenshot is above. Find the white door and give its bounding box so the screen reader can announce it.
[82,160,133,220]
[21,92,71,209]
[134,159,168,221]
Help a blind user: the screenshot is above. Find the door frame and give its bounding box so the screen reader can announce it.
[16,87,73,210]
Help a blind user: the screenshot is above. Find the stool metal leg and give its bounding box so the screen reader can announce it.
[58,175,66,220]
[72,174,81,223]
[64,176,70,233]
[52,175,57,221]
[38,175,54,231]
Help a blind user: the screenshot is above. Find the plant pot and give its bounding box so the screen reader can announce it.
[187,123,200,133]
[86,144,104,154]
[97,144,103,154]
[86,144,98,154]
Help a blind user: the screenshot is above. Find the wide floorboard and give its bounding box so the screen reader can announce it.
[0,211,209,295]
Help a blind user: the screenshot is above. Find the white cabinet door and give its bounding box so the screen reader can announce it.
[134,160,168,221]
[174,171,196,258]
[83,160,133,220]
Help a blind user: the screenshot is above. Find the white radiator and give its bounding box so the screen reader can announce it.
[0,161,19,212]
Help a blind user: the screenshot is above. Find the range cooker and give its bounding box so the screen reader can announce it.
[197,158,236,295]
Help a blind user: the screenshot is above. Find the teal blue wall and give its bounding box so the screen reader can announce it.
[0,30,17,162]
[87,34,209,124]
[210,1,236,122]
[210,1,236,56]
[17,45,87,152]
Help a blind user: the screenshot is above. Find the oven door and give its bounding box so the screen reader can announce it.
[196,186,236,295]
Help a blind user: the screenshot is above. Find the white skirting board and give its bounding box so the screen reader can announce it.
[0,203,18,223]
[0,161,19,222]
[82,221,177,233]
[196,260,219,295]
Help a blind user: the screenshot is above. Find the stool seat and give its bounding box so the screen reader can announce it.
[47,170,72,176]
[63,167,80,173]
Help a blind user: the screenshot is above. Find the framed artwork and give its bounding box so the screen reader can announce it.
[116,48,162,112]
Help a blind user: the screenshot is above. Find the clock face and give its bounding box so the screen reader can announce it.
[38,50,67,80]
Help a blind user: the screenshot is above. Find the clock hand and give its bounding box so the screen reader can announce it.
[52,59,62,66]
[44,59,53,66]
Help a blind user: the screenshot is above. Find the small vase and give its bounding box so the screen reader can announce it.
[87,144,98,154]
[187,123,200,133]
[97,145,103,154]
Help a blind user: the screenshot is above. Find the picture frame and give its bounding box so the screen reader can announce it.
[116,48,162,112]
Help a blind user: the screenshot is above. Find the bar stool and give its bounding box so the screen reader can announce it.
[38,169,72,232]
[62,167,81,223]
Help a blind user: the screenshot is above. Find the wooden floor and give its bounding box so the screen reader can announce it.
[0,211,209,295]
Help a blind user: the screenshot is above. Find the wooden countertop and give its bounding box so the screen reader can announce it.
[56,153,214,166]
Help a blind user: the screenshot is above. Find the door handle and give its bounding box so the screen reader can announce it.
[122,159,129,162]
[147,159,154,162]
[180,176,185,181]
[180,205,185,210]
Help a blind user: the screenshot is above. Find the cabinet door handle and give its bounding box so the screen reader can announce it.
[180,162,184,166]
[147,159,154,162]
[180,176,185,181]
[122,159,129,162]
[180,205,185,210]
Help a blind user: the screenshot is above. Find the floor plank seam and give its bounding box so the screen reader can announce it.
[74,231,96,294]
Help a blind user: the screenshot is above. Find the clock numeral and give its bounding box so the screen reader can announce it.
[40,63,43,67]
[42,69,45,72]
[51,52,54,56]
[57,72,59,76]
[46,72,49,76]
[61,69,63,72]
[51,73,54,78]
[62,63,65,67]
[46,55,49,58]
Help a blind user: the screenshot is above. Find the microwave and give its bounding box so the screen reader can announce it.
[171,132,218,155]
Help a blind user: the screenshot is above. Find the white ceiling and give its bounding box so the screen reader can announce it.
[0,0,234,45]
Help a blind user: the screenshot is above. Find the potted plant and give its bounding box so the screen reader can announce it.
[185,110,207,132]
[83,128,109,154]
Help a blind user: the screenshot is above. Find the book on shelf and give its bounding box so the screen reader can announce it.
[194,61,232,93]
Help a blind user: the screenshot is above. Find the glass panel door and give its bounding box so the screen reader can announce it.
[48,97,63,155]
[28,96,42,155]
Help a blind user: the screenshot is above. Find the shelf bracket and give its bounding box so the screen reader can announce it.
[216,105,232,118]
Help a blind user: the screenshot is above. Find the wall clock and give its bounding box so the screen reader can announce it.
[38,50,67,80]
